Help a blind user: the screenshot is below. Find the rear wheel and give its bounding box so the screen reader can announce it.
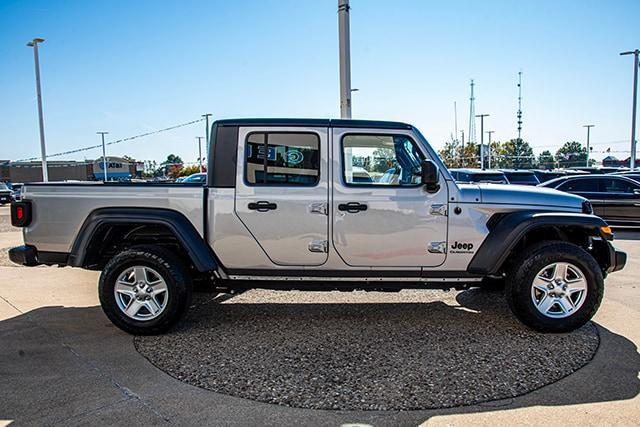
[506,241,603,333]
[99,246,192,335]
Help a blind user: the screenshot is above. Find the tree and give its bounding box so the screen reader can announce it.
[179,164,206,177]
[500,138,535,169]
[437,140,461,168]
[555,141,594,168]
[538,150,555,170]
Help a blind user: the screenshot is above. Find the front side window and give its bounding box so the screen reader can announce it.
[342,134,424,186]
[558,178,600,192]
[245,133,320,186]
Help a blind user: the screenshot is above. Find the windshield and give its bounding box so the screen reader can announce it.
[465,173,507,184]
[504,172,539,184]
[0,183,9,191]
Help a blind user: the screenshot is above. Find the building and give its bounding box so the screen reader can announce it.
[0,157,142,183]
[602,156,631,168]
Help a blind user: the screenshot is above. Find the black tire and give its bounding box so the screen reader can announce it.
[99,245,192,335]
[505,241,604,333]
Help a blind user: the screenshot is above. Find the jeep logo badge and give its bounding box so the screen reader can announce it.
[450,241,475,254]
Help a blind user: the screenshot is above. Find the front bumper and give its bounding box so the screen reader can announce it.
[609,248,627,273]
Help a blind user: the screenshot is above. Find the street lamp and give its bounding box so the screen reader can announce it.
[583,125,594,167]
[196,137,204,173]
[97,132,109,181]
[27,38,48,182]
[476,114,489,169]
[620,49,639,169]
[486,130,494,169]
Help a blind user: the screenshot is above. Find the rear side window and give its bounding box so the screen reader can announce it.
[602,178,639,193]
[504,172,539,184]
[558,178,601,192]
[342,134,424,186]
[245,132,320,186]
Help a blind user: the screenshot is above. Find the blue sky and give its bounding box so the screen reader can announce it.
[1,0,639,164]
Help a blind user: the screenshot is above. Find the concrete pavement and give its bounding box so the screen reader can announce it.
[0,205,639,426]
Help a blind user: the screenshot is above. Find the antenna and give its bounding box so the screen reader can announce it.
[517,71,523,142]
[468,79,477,149]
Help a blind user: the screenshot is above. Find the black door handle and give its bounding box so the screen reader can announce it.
[338,202,368,213]
[248,201,278,212]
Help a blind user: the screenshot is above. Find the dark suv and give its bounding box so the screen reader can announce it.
[540,175,640,226]
[499,169,540,186]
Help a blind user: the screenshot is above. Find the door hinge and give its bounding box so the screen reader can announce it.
[308,240,328,253]
[429,203,448,216]
[309,202,328,215]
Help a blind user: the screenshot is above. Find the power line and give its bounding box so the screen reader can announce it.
[15,118,205,162]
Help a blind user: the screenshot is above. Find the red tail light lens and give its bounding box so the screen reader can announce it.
[11,201,31,227]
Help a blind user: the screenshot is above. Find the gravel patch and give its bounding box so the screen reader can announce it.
[0,214,16,233]
[0,247,16,267]
[135,289,599,411]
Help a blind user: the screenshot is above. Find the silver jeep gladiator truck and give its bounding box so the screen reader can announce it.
[9,118,626,335]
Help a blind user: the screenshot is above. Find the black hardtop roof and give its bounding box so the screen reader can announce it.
[213,118,414,130]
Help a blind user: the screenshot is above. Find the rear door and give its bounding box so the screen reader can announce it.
[331,129,448,268]
[234,127,329,266]
[600,177,640,223]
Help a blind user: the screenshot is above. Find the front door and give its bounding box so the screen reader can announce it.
[235,127,329,266]
[331,129,448,267]
[601,177,640,223]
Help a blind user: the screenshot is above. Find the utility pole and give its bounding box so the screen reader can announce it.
[468,80,476,150]
[338,0,352,118]
[196,137,204,173]
[476,114,489,169]
[583,125,594,167]
[202,113,212,152]
[460,130,465,167]
[486,130,494,169]
[620,50,639,169]
[27,38,48,182]
[97,132,109,181]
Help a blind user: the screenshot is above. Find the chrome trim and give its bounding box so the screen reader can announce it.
[309,202,328,215]
[429,203,448,216]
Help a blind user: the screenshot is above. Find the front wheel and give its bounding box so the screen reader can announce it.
[99,246,192,335]
[506,241,604,333]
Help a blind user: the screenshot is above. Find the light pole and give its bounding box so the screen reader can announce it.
[621,49,639,169]
[583,125,594,167]
[338,0,352,118]
[460,130,465,167]
[97,132,109,181]
[196,137,204,173]
[476,114,489,169]
[202,113,212,150]
[27,38,48,182]
[486,130,494,169]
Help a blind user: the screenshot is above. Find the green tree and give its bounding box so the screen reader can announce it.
[500,138,535,169]
[437,140,461,168]
[555,141,594,168]
[538,150,555,169]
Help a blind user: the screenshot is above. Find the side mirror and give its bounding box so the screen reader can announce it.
[634,188,640,195]
[421,160,440,193]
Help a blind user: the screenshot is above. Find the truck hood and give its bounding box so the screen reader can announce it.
[457,183,586,210]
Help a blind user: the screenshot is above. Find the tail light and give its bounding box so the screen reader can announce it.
[11,201,32,227]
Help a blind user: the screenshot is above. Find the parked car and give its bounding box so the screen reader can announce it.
[0,182,12,205]
[567,166,629,174]
[532,169,586,183]
[540,174,640,226]
[9,118,625,335]
[611,171,640,183]
[182,173,207,183]
[499,169,540,186]
[449,168,508,184]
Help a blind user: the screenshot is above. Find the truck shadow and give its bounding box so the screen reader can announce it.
[0,288,638,424]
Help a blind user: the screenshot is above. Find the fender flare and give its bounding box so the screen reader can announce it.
[467,211,608,275]
[68,207,217,272]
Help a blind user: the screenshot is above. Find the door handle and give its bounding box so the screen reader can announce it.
[248,201,277,212]
[338,202,368,213]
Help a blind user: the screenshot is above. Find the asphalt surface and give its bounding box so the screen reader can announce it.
[1,205,639,426]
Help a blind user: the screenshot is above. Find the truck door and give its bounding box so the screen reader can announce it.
[332,129,448,267]
[234,127,329,266]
